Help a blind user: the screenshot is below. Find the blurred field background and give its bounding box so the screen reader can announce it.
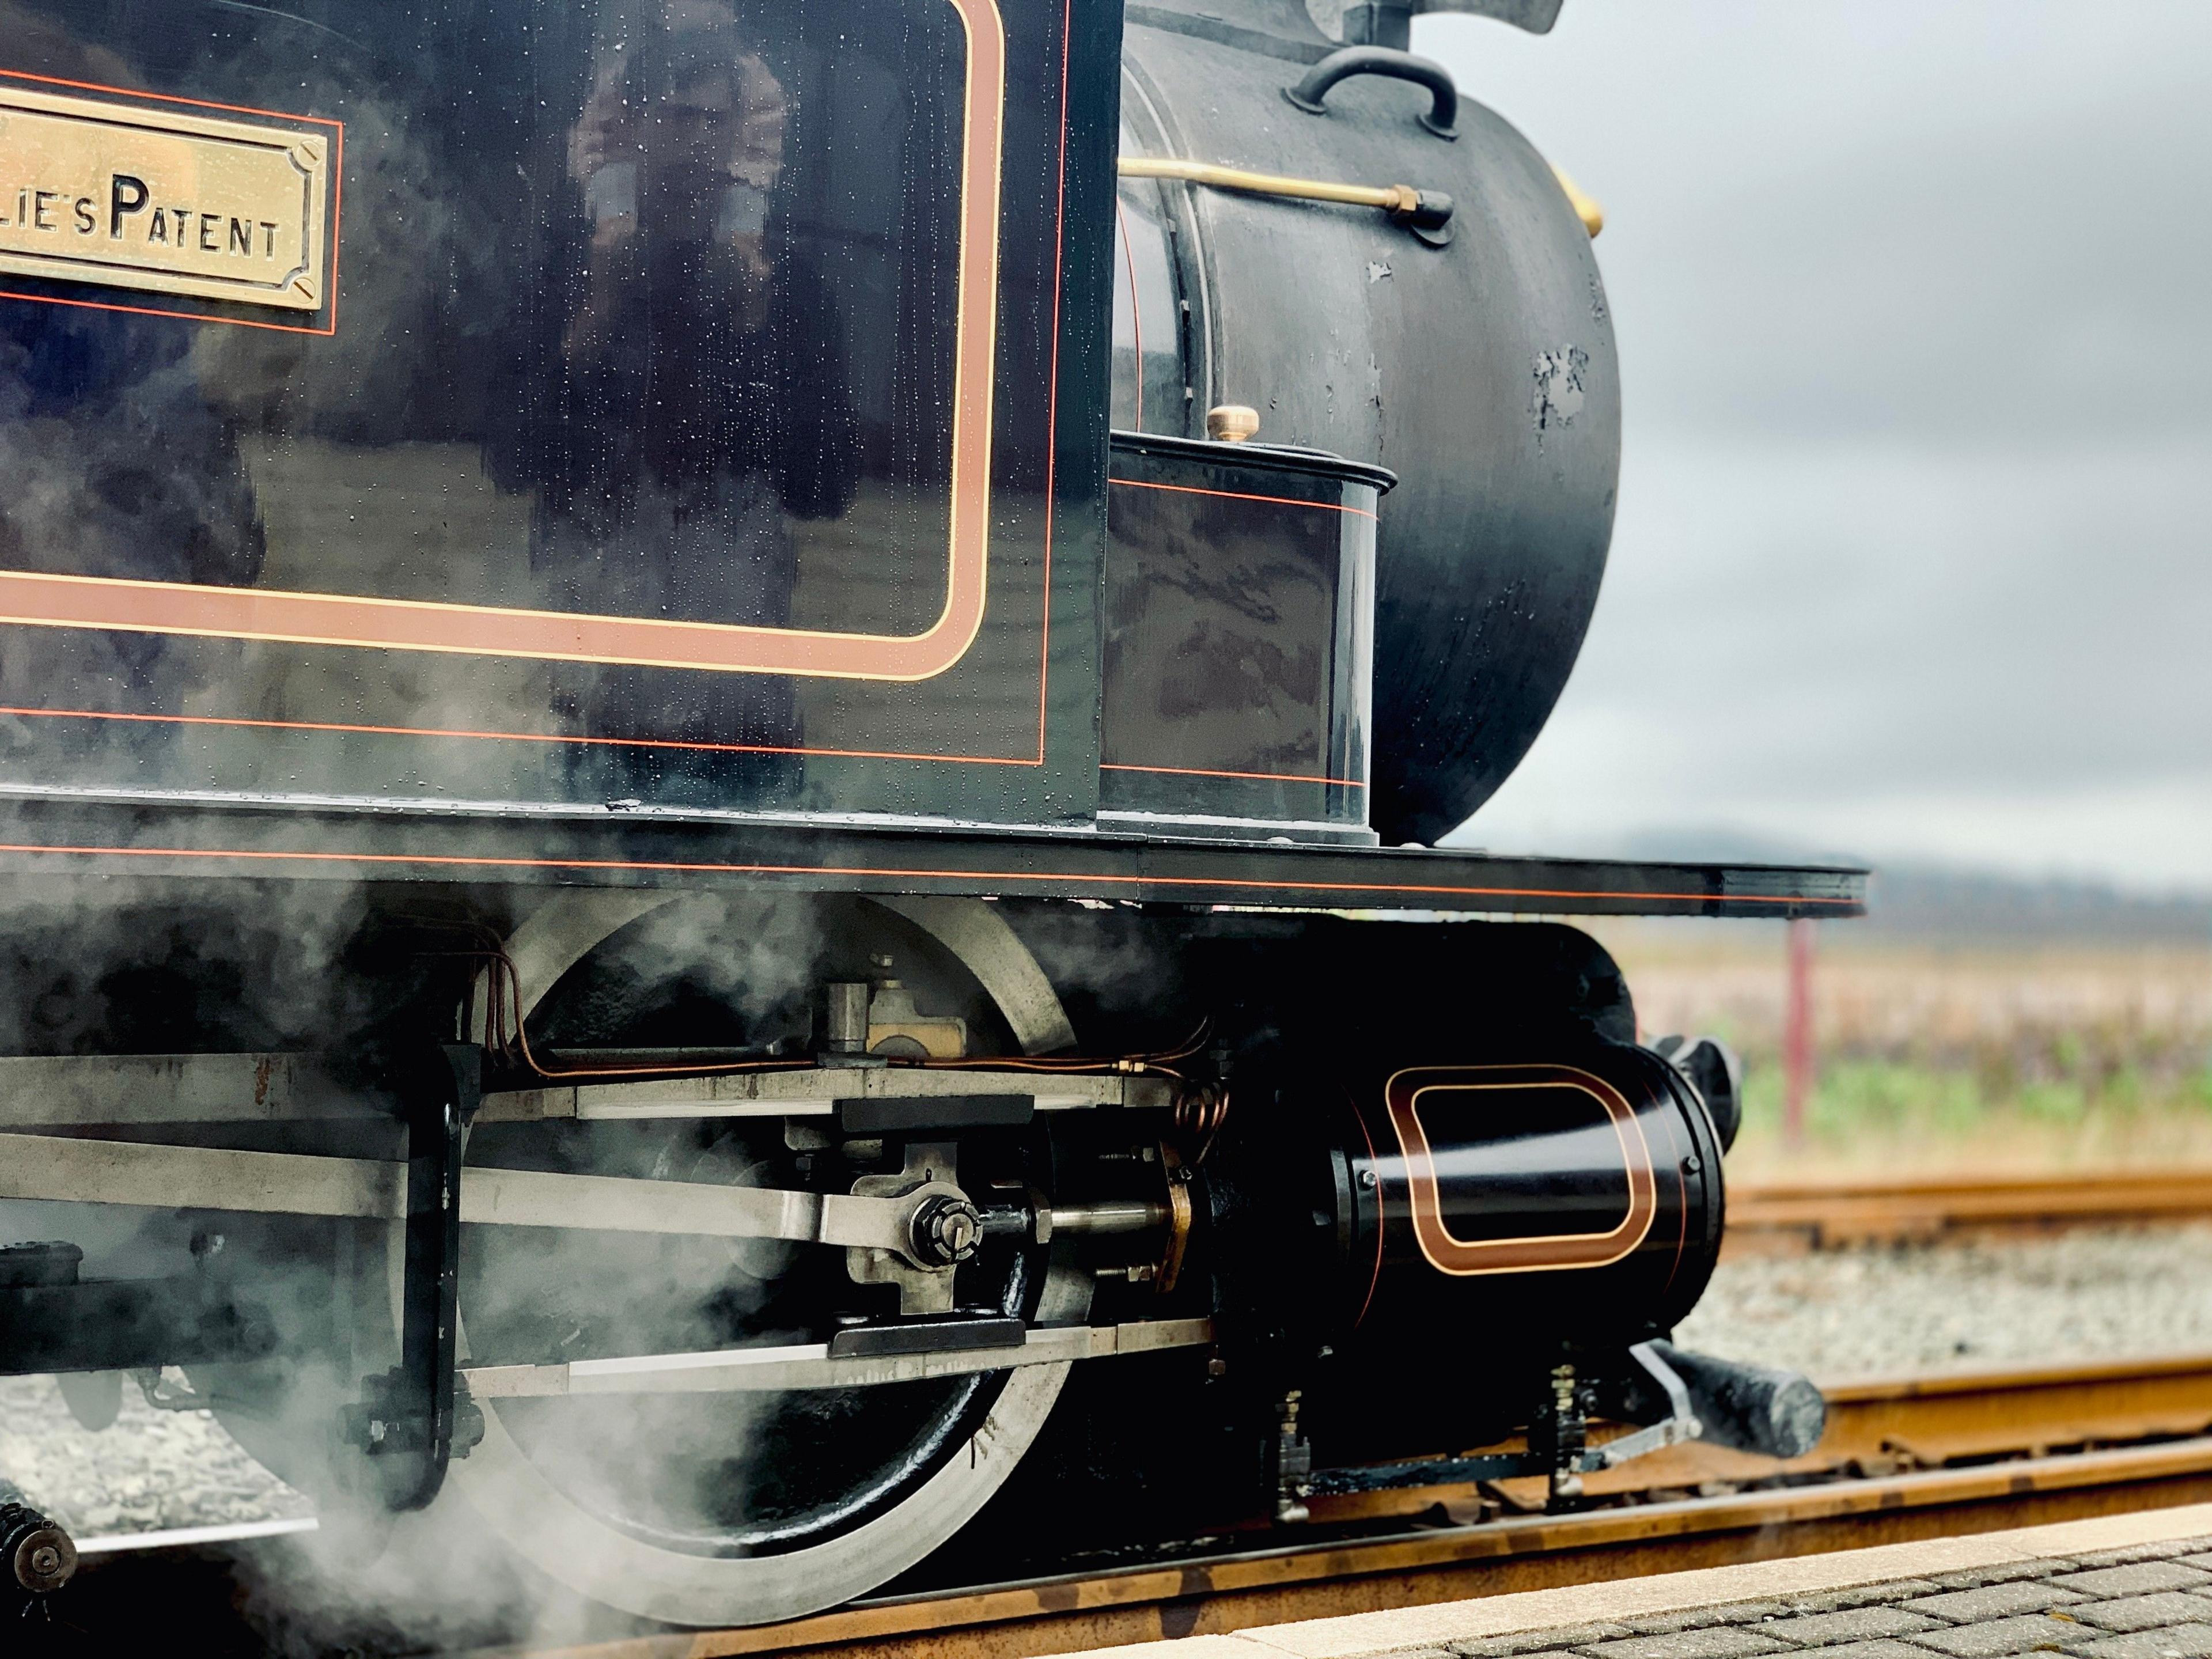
[1582,869,2212,1179]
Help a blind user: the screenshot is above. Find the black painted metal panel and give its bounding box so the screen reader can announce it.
[1102,431,1388,838]
[0,0,1116,825]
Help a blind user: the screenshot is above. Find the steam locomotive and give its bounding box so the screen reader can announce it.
[0,0,1857,1629]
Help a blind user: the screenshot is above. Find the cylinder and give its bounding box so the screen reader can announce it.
[823,983,871,1055]
[1332,1042,1725,1355]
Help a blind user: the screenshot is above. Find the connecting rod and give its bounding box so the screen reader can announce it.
[0,1131,941,1256]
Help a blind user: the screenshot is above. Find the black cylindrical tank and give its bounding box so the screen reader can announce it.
[1202,1037,1723,1463]
[1113,0,1620,844]
[1333,1043,1724,1353]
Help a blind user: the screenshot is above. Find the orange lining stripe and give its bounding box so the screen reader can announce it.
[0,704,1037,767]
[1101,761,1365,787]
[1387,1067,1657,1276]
[1108,477,1378,518]
[0,5,1002,683]
[0,839,1864,907]
[0,286,334,336]
[0,5,1080,770]
[1033,0,1074,764]
[0,65,345,125]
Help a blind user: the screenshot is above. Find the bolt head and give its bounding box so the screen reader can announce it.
[12,1527,74,1593]
[912,1195,984,1266]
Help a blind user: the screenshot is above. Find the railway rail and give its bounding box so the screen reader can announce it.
[1725,1171,2212,1253]
[44,1350,2212,1659]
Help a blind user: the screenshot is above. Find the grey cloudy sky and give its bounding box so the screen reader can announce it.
[1415,1,2212,892]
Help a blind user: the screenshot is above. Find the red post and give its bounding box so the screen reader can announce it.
[1783,917,1816,1149]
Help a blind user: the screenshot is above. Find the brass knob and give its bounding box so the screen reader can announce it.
[1206,404,1260,443]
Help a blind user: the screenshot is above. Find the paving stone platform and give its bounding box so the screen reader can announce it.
[1091,1506,2212,1659]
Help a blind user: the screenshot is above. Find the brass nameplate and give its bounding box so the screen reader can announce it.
[0,81,332,312]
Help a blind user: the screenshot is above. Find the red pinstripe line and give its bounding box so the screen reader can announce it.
[1108,477,1377,518]
[0,65,340,126]
[1102,761,1366,787]
[0,705,1042,767]
[1035,0,1073,763]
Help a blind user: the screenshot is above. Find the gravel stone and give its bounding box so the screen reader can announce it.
[1452,1628,1635,1656]
[1578,1627,1793,1659]
[2051,1568,2212,1599]
[1762,1607,1944,1645]
[1904,1614,2088,1657]
[0,1374,310,1537]
[1676,1226,2212,1380]
[1904,1585,2085,1622]
[2067,1598,2212,1634]
[2067,1625,2212,1659]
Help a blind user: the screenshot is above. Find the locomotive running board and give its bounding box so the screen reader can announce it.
[461,1316,1216,1398]
[0,788,1865,920]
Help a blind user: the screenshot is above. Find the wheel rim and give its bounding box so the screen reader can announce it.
[435,891,1089,1626]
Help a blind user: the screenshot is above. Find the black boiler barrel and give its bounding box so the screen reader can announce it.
[1116,0,1621,844]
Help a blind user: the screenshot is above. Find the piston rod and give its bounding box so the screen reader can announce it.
[1051,1199,1171,1234]
[464,1317,1215,1398]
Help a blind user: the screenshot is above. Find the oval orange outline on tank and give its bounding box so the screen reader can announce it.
[0,0,1005,683]
[1382,1065,1657,1276]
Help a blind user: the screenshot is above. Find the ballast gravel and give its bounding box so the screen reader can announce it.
[6,1225,2212,1539]
[0,1372,312,1537]
[1675,1223,2212,1381]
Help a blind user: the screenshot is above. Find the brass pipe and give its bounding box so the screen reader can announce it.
[1551,164,1604,238]
[1119,154,1413,213]
[1117,155,1452,243]
[1116,156,1604,244]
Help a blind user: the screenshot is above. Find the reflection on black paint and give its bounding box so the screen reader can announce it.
[1413,1086,1633,1245]
[0,0,991,804]
[1101,434,1381,834]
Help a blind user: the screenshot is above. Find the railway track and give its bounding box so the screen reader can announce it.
[1725,1170,2212,1252]
[50,1350,2212,1659]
